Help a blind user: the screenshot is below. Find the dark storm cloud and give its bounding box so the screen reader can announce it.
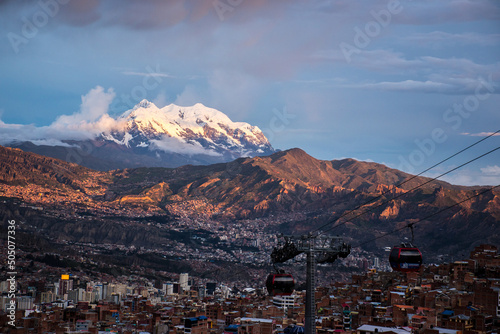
[0,0,291,30]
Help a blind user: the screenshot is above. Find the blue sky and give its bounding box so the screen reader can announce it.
[0,0,499,185]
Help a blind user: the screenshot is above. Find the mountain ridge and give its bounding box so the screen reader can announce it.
[110,99,273,156]
[1,145,498,259]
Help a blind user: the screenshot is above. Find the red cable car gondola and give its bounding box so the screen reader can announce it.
[266,272,295,296]
[389,243,422,272]
[389,223,423,273]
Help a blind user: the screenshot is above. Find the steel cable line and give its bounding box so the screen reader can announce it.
[354,184,500,249]
[207,146,500,284]
[316,145,500,237]
[244,181,498,289]
[205,185,498,296]
[186,134,500,287]
[309,130,500,236]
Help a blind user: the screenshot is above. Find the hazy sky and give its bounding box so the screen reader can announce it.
[0,0,499,185]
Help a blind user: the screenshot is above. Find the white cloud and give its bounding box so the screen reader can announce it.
[461,132,500,137]
[0,86,125,146]
[318,49,500,94]
[314,49,500,77]
[422,57,499,77]
[313,49,424,71]
[28,139,78,147]
[174,85,203,107]
[52,86,116,128]
[207,70,261,118]
[349,80,454,93]
[481,165,500,176]
[405,32,500,47]
[153,91,169,108]
[345,76,499,95]
[437,168,500,186]
[394,0,500,25]
[0,121,65,146]
[150,136,222,157]
[122,71,174,78]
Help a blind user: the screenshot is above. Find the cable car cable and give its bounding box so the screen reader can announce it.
[354,184,500,249]
[219,184,499,289]
[316,146,500,237]
[217,147,499,285]
[309,130,500,236]
[188,136,500,289]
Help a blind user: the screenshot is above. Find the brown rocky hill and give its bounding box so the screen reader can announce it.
[0,146,112,204]
[106,148,472,216]
[1,145,499,257]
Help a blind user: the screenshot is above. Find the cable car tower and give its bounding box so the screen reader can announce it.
[270,233,351,334]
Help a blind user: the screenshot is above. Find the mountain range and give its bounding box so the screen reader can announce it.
[8,100,276,170]
[1,145,499,262]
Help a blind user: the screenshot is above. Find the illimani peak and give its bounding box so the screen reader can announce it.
[9,100,276,170]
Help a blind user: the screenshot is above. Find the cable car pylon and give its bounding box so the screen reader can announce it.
[270,233,351,334]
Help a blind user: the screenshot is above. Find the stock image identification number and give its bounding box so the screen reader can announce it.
[8,220,16,271]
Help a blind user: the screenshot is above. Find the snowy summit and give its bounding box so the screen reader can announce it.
[102,100,275,158]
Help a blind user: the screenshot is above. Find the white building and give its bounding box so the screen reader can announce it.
[17,296,34,310]
[272,294,299,308]
[163,283,174,295]
[179,273,189,292]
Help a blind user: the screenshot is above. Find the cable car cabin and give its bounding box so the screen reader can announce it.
[266,273,295,296]
[389,244,422,272]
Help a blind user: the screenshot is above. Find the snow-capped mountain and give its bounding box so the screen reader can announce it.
[9,100,276,171]
[102,100,274,158]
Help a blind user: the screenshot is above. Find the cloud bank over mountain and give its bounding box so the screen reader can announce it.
[0,86,120,146]
[0,85,275,163]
